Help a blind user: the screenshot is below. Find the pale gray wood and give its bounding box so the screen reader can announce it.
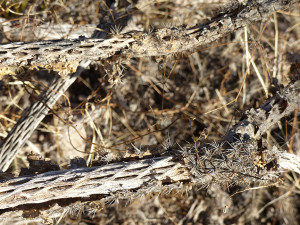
[0,0,299,222]
[0,0,295,172]
[0,60,91,171]
[0,156,189,210]
[0,0,293,68]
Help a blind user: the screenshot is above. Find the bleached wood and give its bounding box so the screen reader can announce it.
[278,152,300,174]
[224,80,300,142]
[0,0,295,172]
[0,156,189,210]
[0,60,91,172]
[0,0,293,69]
[0,19,96,41]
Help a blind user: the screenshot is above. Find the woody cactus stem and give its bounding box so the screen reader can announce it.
[0,0,293,69]
[0,60,91,171]
[184,80,300,187]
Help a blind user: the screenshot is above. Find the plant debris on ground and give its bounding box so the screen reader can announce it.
[0,0,299,224]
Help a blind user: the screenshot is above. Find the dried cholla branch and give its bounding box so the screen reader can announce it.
[0,2,128,172]
[0,80,299,219]
[0,60,91,172]
[278,151,300,174]
[0,0,299,221]
[0,156,190,212]
[0,0,293,73]
[0,0,230,44]
[224,80,300,142]
[183,80,300,186]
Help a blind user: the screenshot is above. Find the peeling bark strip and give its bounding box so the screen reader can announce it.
[0,80,299,217]
[0,0,293,70]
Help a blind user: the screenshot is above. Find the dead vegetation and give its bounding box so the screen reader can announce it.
[0,0,300,224]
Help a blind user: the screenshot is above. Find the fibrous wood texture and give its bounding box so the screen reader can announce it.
[0,0,293,69]
[0,156,189,211]
[0,60,90,171]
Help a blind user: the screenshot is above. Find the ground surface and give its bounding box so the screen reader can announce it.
[0,0,300,224]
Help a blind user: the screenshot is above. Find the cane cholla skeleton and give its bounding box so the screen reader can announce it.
[0,60,91,171]
[0,0,292,71]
